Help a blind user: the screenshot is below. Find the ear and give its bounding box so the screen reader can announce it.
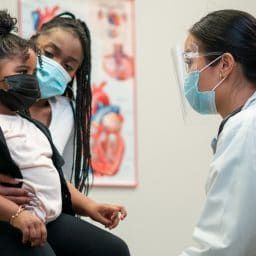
[219,53,235,78]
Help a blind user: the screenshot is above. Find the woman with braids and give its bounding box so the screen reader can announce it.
[31,12,92,191]
[0,11,130,256]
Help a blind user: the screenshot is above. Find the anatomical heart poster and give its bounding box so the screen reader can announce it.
[19,0,137,187]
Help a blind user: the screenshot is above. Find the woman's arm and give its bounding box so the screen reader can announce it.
[0,174,32,205]
[0,193,20,222]
[67,181,127,229]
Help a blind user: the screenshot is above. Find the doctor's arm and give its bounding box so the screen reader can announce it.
[180,124,256,256]
[67,181,127,229]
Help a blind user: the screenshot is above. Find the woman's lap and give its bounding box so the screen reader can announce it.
[0,221,56,256]
[47,213,130,256]
[0,214,130,256]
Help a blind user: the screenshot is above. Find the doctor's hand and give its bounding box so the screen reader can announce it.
[0,174,32,205]
[87,201,127,229]
[11,210,47,247]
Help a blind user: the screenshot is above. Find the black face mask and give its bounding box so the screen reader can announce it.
[0,74,41,111]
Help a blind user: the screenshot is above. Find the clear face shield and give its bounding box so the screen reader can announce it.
[171,42,222,122]
[183,43,200,74]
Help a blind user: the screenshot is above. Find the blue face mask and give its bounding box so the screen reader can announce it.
[184,55,224,114]
[37,55,72,99]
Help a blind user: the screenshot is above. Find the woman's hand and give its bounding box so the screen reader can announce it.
[0,174,32,205]
[11,210,47,247]
[87,202,127,229]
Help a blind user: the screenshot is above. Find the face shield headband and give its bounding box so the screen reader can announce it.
[182,43,223,75]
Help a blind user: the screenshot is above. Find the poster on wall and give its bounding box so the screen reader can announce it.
[18,0,137,187]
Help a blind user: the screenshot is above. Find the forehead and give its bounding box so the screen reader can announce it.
[37,27,84,63]
[184,34,201,53]
[0,49,36,65]
[0,49,37,74]
[25,49,37,64]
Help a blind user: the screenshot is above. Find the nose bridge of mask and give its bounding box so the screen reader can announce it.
[37,55,73,99]
[0,74,41,111]
[39,55,72,83]
[4,74,40,95]
[1,74,32,90]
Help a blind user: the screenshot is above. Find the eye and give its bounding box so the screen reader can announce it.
[184,58,193,72]
[64,63,74,72]
[17,69,28,74]
[184,58,192,66]
[44,50,54,59]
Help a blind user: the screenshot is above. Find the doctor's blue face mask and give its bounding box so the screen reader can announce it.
[36,55,72,99]
[183,53,224,114]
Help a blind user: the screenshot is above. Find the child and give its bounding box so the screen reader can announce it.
[0,9,72,248]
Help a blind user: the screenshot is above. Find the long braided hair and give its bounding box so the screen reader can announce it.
[32,12,92,193]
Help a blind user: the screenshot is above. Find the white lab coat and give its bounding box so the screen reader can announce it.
[180,92,256,256]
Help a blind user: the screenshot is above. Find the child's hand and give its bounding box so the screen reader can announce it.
[11,210,47,247]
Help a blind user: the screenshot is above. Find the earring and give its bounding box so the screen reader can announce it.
[219,73,224,79]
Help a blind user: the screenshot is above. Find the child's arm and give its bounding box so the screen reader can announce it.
[0,195,47,247]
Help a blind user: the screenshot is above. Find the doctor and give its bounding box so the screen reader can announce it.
[180,9,256,255]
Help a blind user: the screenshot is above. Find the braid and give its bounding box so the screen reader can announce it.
[34,13,92,193]
[75,18,92,193]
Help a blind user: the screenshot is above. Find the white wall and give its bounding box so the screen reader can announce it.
[1,0,256,255]
[96,1,256,255]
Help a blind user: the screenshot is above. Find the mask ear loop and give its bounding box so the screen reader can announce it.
[199,54,223,73]
[198,54,226,91]
[0,78,9,91]
[211,76,226,91]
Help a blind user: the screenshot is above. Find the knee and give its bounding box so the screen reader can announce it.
[111,236,130,256]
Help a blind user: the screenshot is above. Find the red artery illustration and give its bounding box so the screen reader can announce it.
[103,43,134,81]
[91,82,125,176]
[32,5,59,31]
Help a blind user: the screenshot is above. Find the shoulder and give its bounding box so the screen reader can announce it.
[49,96,74,123]
[216,100,256,154]
[0,115,23,134]
[49,96,73,110]
[224,101,256,136]
[48,96,74,154]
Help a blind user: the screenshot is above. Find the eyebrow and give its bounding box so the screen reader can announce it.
[46,42,80,64]
[16,65,30,69]
[16,65,37,74]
